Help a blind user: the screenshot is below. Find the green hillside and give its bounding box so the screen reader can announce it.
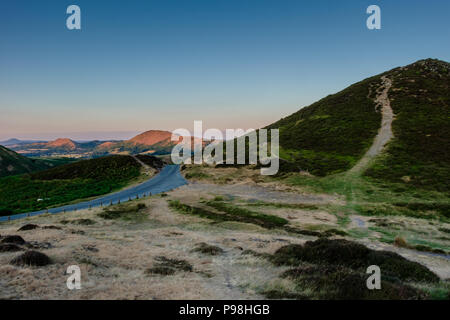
[266,58,449,193]
[0,155,143,215]
[0,145,53,177]
[266,75,382,176]
[92,141,174,157]
[365,59,450,192]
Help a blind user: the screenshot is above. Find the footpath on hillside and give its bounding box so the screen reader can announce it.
[350,76,394,174]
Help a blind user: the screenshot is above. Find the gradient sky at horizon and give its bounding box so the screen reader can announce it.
[1,0,449,140]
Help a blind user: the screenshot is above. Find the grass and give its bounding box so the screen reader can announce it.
[205,201,289,229]
[265,59,449,193]
[255,238,447,300]
[282,169,450,223]
[60,218,96,226]
[184,170,212,180]
[251,238,449,300]
[244,201,318,210]
[169,199,347,237]
[271,239,440,283]
[278,265,425,300]
[0,146,76,178]
[168,200,288,229]
[98,203,147,221]
[0,155,142,215]
[146,256,193,276]
[265,74,382,176]
[365,59,450,192]
[191,242,224,255]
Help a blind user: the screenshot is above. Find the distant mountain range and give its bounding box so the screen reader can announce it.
[0,138,47,146]
[2,130,190,158]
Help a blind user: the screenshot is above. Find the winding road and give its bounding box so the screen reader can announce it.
[0,165,187,222]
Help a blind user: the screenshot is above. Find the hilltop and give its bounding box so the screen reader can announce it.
[93,130,180,156]
[45,138,77,150]
[129,130,173,146]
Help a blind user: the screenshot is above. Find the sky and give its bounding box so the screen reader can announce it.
[1,0,449,140]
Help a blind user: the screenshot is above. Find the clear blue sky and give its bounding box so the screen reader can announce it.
[1,0,449,140]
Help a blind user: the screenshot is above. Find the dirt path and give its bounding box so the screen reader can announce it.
[350,76,394,173]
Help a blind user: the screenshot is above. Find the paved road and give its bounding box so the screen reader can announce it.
[0,165,187,222]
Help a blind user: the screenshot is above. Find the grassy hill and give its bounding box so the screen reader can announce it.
[0,145,54,177]
[266,58,449,193]
[0,155,145,215]
[364,59,450,192]
[265,75,382,176]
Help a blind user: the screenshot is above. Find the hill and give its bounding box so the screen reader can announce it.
[0,138,47,146]
[0,154,164,215]
[45,138,77,150]
[93,130,179,156]
[129,130,173,146]
[0,145,53,177]
[266,58,450,191]
[0,138,24,146]
[7,131,199,158]
[364,59,450,192]
[10,138,113,158]
[266,74,382,176]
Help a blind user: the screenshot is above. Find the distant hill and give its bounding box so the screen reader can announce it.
[0,138,47,146]
[10,138,113,158]
[9,131,181,158]
[93,130,181,156]
[8,130,208,158]
[45,138,77,150]
[129,130,173,146]
[0,138,23,146]
[266,58,450,191]
[0,145,52,177]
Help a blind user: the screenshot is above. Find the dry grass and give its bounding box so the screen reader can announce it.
[0,180,449,299]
